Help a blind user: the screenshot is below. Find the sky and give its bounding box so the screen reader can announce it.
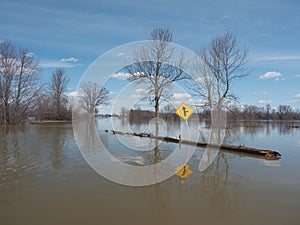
[1,0,300,113]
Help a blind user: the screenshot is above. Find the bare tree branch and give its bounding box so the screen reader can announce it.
[0,40,41,124]
[80,81,110,115]
[49,68,70,120]
[193,32,249,110]
[126,28,189,118]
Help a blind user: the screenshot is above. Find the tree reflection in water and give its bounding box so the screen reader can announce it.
[122,117,249,211]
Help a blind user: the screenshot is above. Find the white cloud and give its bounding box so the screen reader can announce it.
[40,58,79,68]
[258,100,272,104]
[67,91,81,97]
[294,74,300,78]
[131,88,151,99]
[294,93,300,98]
[192,98,208,107]
[171,93,191,100]
[60,57,79,63]
[251,91,270,95]
[133,72,145,77]
[111,72,131,80]
[117,52,125,57]
[255,55,300,62]
[195,76,212,83]
[111,72,145,80]
[288,99,300,104]
[275,77,285,81]
[259,71,282,80]
[260,91,270,95]
[26,52,35,57]
[170,94,198,108]
[195,77,204,83]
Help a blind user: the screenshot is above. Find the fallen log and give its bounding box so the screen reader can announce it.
[109,130,281,160]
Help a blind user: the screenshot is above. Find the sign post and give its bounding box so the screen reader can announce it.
[175,102,194,181]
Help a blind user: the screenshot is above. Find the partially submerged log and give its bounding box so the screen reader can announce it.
[109,130,281,160]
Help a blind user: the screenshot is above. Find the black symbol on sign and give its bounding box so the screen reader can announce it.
[182,106,188,117]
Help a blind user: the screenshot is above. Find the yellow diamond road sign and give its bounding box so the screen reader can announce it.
[175,164,193,178]
[175,103,194,120]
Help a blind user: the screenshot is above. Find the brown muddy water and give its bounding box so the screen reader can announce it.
[0,118,300,225]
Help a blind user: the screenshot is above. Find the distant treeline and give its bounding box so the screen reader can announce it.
[124,104,300,123]
[127,109,180,124]
[225,104,300,121]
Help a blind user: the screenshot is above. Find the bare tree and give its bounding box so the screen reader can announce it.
[278,105,293,120]
[35,92,53,120]
[193,32,249,110]
[126,28,188,119]
[266,104,271,120]
[0,40,41,124]
[119,107,129,118]
[80,81,109,115]
[49,68,70,120]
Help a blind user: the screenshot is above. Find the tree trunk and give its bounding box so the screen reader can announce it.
[4,101,10,124]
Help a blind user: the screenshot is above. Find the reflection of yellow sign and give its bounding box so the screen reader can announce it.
[175,103,194,120]
[175,164,193,178]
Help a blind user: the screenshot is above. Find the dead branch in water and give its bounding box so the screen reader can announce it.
[108,130,281,160]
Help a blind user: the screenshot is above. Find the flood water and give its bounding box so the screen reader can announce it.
[1,118,300,225]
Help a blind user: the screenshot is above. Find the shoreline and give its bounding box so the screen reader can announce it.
[25,120,72,124]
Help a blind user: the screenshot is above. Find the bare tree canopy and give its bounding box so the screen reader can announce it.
[50,68,70,119]
[80,81,109,114]
[194,32,249,110]
[0,40,41,124]
[35,68,71,121]
[126,28,189,117]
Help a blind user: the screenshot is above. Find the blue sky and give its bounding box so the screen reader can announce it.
[1,0,300,112]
